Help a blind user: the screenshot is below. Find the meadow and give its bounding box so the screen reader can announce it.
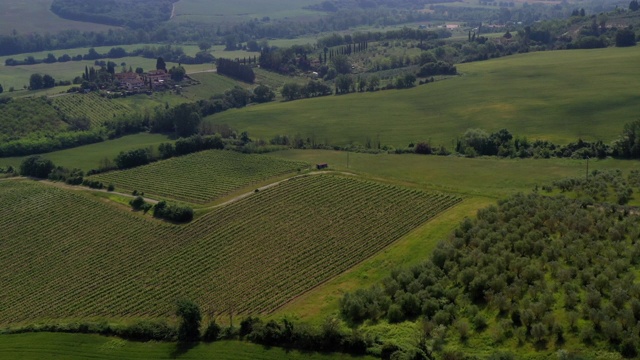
[90,150,309,204]
[207,46,640,147]
[0,133,172,171]
[0,0,115,35]
[0,175,459,324]
[0,333,374,360]
[171,0,320,24]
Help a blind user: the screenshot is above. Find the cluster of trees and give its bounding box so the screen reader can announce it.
[29,73,56,90]
[5,45,214,68]
[550,169,637,205]
[454,121,640,159]
[129,196,194,223]
[0,129,105,157]
[341,192,640,357]
[50,0,177,28]
[216,59,255,83]
[316,27,450,48]
[152,201,194,223]
[416,61,457,77]
[281,81,333,101]
[258,45,313,74]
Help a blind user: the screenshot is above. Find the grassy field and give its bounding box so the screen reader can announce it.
[0,175,459,324]
[0,333,374,360]
[269,150,640,199]
[182,72,245,100]
[0,0,115,35]
[172,0,320,24]
[90,150,309,204]
[53,92,132,127]
[207,46,640,147]
[0,133,172,171]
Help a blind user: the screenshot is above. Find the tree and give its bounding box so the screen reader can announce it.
[0,83,3,94]
[169,66,186,81]
[29,73,43,90]
[156,57,167,71]
[42,74,55,88]
[630,0,639,11]
[135,67,144,74]
[335,74,353,94]
[176,300,201,342]
[20,156,55,178]
[615,28,637,47]
[198,41,212,51]
[252,84,275,103]
[331,55,351,75]
[281,82,302,101]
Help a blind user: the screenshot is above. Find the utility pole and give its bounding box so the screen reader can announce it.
[586,156,589,181]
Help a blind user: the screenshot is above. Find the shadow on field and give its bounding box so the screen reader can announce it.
[170,341,197,358]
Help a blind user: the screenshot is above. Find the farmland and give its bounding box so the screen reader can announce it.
[53,92,131,127]
[0,97,65,141]
[90,150,310,204]
[0,0,115,35]
[0,175,459,324]
[207,46,640,147]
[0,333,375,360]
[171,0,320,24]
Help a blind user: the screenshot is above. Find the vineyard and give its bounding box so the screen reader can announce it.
[90,150,309,203]
[0,176,460,325]
[53,93,132,127]
[0,97,66,141]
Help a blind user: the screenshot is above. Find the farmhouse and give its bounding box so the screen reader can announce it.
[114,72,145,90]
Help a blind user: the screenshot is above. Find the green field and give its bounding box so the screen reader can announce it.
[172,0,320,24]
[0,333,374,360]
[0,176,459,324]
[0,133,172,171]
[53,93,132,127]
[207,47,640,147]
[270,150,640,199]
[0,0,115,35]
[182,72,244,100]
[0,97,65,141]
[90,150,309,204]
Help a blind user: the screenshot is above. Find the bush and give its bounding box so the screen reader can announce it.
[20,156,55,178]
[153,201,194,223]
[203,321,221,342]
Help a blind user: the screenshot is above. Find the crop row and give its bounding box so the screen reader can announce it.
[0,176,460,325]
[53,93,130,127]
[90,150,309,204]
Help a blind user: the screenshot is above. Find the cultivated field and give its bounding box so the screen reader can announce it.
[0,176,459,324]
[0,333,374,360]
[0,97,65,141]
[90,150,309,203]
[208,47,640,147]
[0,0,115,35]
[53,93,131,127]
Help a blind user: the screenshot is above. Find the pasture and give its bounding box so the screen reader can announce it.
[90,150,309,204]
[0,133,172,170]
[0,176,459,324]
[0,333,374,360]
[270,150,640,199]
[171,0,320,24]
[207,46,640,147]
[0,0,115,35]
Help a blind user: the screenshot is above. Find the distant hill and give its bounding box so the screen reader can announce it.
[207,46,640,148]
